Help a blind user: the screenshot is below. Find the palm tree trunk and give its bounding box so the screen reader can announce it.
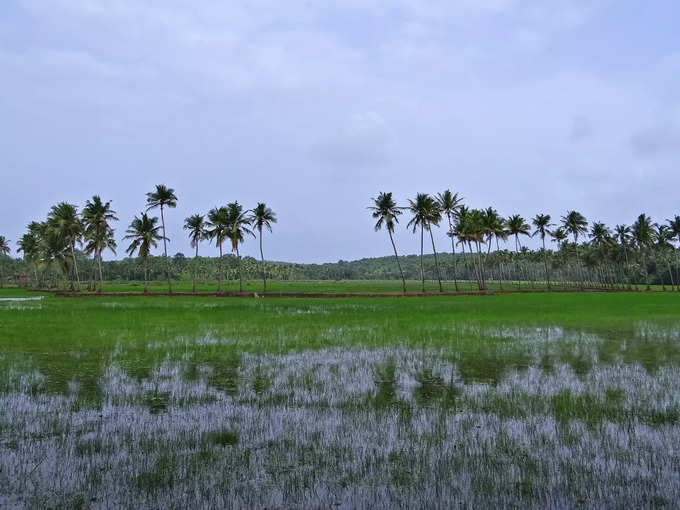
[193,243,198,294]
[388,229,406,294]
[259,228,267,292]
[160,205,172,294]
[447,214,459,292]
[420,224,425,293]
[539,237,548,290]
[143,259,148,294]
[428,227,443,292]
[97,249,104,293]
[237,246,243,293]
[70,240,80,291]
[218,244,223,292]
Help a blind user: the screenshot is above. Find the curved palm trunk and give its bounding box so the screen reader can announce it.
[160,205,172,294]
[419,224,425,293]
[446,214,459,292]
[495,237,504,290]
[259,228,267,292]
[428,227,443,292]
[388,229,406,294]
[514,234,521,290]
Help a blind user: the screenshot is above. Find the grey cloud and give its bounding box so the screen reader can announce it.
[629,125,680,157]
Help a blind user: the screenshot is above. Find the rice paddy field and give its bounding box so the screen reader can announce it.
[1,287,680,508]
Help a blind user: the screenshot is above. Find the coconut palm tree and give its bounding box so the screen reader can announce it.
[667,216,680,290]
[614,224,632,288]
[206,206,229,292]
[225,201,255,293]
[124,213,164,294]
[250,203,277,293]
[47,202,83,291]
[40,225,71,286]
[532,213,553,289]
[507,214,531,252]
[551,227,568,250]
[562,210,588,288]
[369,192,406,294]
[0,235,10,288]
[82,196,118,293]
[425,199,444,292]
[146,184,177,294]
[407,193,435,292]
[17,223,43,287]
[436,190,464,291]
[589,222,611,246]
[632,213,656,290]
[183,214,207,294]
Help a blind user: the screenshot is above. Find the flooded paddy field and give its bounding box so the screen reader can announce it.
[1,290,680,508]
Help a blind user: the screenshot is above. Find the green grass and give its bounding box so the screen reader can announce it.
[1,289,679,399]
[8,277,667,295]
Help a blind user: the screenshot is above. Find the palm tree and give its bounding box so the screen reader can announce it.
[17,223,42,287]
[82,196,118,293]
[47,202,83,290]
[183,214,207,294]
[589,222,611,246]
[250,203,277,293]
[225,201,255,293]
[206,207,229,292]
[507,214,530,289]
[425,199,444,292]
[0,236,10,288]
[667,216,680,291]
[369,192,407,294]
[632,213,655,290]
[532,213,553,289]
[436,190,464,291]
[562,210,588,288]
[146,184,178,294]
[551,227,568,250]
[407,193,435,292]
[124,213,164,294]
[614,224,632,288]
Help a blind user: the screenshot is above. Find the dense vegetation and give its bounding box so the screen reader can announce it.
[3,185,680,293]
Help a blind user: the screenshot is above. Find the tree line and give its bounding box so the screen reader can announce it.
[4,184,276,293]
[370,190,680,292]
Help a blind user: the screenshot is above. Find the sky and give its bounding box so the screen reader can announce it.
[1,1,679,263]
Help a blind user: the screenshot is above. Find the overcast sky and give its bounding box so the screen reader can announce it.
[1,1,679,263]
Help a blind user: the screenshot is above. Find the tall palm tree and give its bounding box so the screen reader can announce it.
[250,203,277,293]
[426,199,444,292]
[47,202,83,291]
[551,227,568,250]
[614,224,632,288]
[407,193,435,292]
[532,213,553,289]
[146,184,178,294]
[82,196,118,293]
[507,214,530,289]
[124,213,164,294]
[667,216,680,291]
[206,206,229,292]
[0,236,10,288]
[184,214,207,294]
[17,223,42,287]
[632,213,656,290]
[225,201,255,293]
[436,190,464,291]
[369,192,407,294]
[562,210,588,288]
